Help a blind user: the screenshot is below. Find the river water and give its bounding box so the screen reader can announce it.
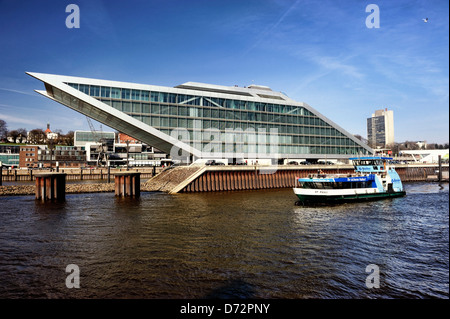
[0,182,448,299]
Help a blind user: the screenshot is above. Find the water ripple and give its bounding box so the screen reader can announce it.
[0,182,448,298]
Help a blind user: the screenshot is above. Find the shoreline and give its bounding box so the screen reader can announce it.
[0,180,447,197]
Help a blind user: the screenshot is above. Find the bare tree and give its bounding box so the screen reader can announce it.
[0,119,7,141]
[28,128,46,144]
[17,128,27,143]
[7,130,20,143]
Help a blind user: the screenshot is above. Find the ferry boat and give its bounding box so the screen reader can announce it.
[293,157,406,204]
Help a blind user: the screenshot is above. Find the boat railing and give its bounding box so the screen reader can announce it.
[307,173,357,179]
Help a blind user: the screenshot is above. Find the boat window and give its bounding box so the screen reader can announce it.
[302,181,373,189]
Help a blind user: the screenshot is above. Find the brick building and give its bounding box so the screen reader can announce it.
[19,145,42,167]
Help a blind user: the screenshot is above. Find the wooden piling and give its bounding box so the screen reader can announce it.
[35,173,66,201]
[114,172,141,197]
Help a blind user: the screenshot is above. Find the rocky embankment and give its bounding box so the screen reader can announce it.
[0,182,159,196]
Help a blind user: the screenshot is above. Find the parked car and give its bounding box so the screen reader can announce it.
[205,160,225,166]
[287,161,299,165]
[300,161,311,165]
[318,161,334,165]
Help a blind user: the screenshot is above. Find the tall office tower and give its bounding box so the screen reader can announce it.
[367,108,394,148]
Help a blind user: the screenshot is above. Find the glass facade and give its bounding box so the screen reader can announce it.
[74,131,116,144]
[64,82,370,157]
[0,154,19,166]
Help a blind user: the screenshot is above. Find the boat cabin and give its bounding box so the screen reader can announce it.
[349,156,392,173]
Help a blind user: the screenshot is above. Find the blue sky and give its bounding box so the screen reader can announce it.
[0,0,448,143]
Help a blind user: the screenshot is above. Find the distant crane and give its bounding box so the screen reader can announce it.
[86,116,108,167]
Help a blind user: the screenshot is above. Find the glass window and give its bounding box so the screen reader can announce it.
[169,105,178,115]
[168,94,176,104]
[90,86,100,97]
[160,117,169,127]
[101,99,111,106]
[112,100,122,110]
[160,105,169,115]
[100,87,110,98]
[151,92,159,102]
[261,113,267,122]
[131,90,140,100]
[159,92,168,103]
[132,102,141,113]
[122,102,131,113]
[111,88,121,99]
[189,107,198,117]
[179,118,187,128]
[142,103,150,114]
[122,89,130,100]
[203,108,211,118]
[141,91,150,101]
[143,116,151,125]
[247,101,255,111]
[79,84,89,94]
[210,98,224,107]
[187,96,199,105]
[203,120,211,129]
[68,83,78,89]
[131,114,142,122]
[169,117,177,128]
[287,115,295,124]
[151,116,160,127]
[219,121,226,130]
[178,106,188,116]
[177,94,187,103]
[151,104,159,114]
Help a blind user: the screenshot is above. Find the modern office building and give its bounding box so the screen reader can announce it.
[28,72,372,163]
[367,108,394,148]
[0,145,20,167]
[74,130,116,149]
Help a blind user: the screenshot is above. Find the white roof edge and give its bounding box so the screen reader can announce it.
[28,72,295,104]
